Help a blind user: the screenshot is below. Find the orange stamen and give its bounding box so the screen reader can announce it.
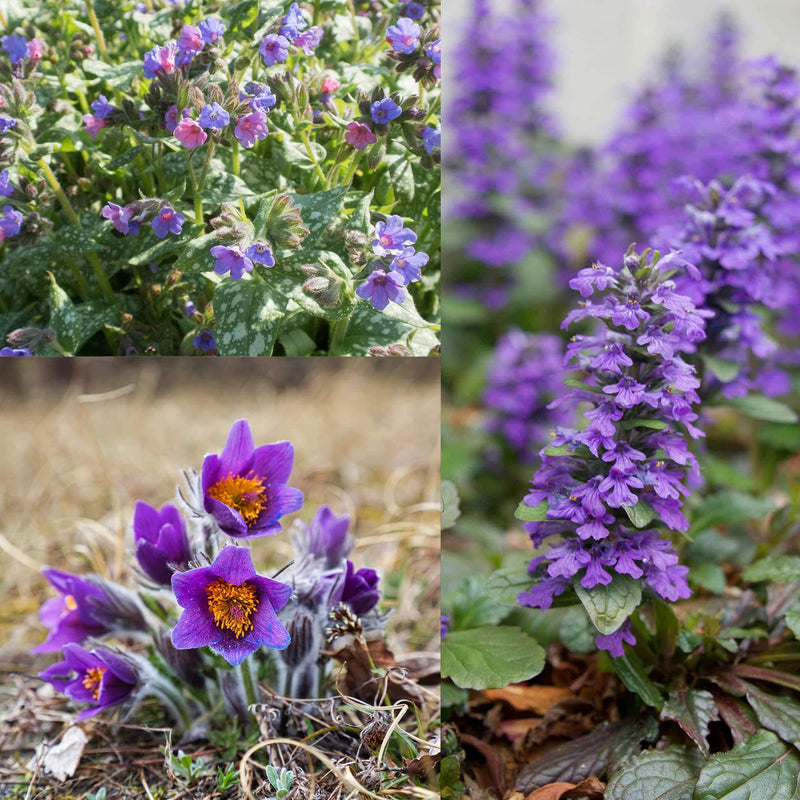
[207,472,267,524]
[82,667,106,700]
[205,579,258,638]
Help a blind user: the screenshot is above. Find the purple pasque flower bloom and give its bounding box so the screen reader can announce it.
[193,330,216,352]
[210,245,254,280]
[372,215,417,256]
[132,501,192,586]
[245,240,275,266]
[260,34,290,66]
[171,545,292,665]
[199,17,225,44]
[298,505,353,569]
[386,17,421,54]
[151,206,184,239]
[518,250,705,656]
[198,102,230,130]
[201,419,304,539]
[330,560,381,616]
[1,34,28,66]
[345,121,377,151]
[0,205,22,239]
[174,117,208,149]
[234,111,268,148]
[39,643,138,719]
[370,98,402,125]
[420,126,440,155]
[90,95,114,118]
[0,347,31,356]
[101,202,139,235]
[390,247,428,284]
[356,268,406,310]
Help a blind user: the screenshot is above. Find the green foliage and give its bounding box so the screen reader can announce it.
[169,749,209,784]
[264,765,294,799]
[606,747,704,800]
[574,574,642,636]
[216,763,240,792]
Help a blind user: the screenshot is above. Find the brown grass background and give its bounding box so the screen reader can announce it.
[0,359,441,674]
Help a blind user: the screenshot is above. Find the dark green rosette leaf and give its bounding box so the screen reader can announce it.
[605,747,704,800]
[660,689,719,753]
[574,574,642,635]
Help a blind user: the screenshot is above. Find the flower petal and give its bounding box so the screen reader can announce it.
[210,635,258,666]
[250,441,295,484]
[171,599,219,650]
[208,545,256,585]
[254,484,304,530]
[204,495,249,537]
[218,419,255,476]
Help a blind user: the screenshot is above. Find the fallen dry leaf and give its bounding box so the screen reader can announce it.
[525,782,577,800]
[482,685,575,714]
[524,775,605,800]
[27,725,88,781]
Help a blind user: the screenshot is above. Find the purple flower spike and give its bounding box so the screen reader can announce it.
[151,206,185,239]
[198,102,230,130]
[39,643,138,719]
[386,17,421,54]
[210,245,254,280]
[356,268,406,310]
[234,111,268,148]
[595,620,637,658]
[259,34,290,67]
[331,560,381,616]
[370,98,402,125]
[245,241,275,266]
[31,569,112,653]
[133,501,192,586]
[201,419,304,539]
[171,545,292,665]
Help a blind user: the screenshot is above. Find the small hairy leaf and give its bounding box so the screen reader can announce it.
[515,500,549,522]
[574,574,642,635]
[605,747,704,800]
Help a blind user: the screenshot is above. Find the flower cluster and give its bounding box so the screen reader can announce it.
[33,420,385,723]
[518,251,708,656]
[356,215,429,310]
[101,200,184,239]
[483,330,573,460]
[384,7,441,88]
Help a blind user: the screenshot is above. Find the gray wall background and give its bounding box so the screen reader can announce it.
[445,0,800,144]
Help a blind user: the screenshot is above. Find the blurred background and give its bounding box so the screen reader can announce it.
[0,359,440,672]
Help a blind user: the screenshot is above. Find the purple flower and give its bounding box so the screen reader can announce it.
[0,205,22,239]
[193,330,216,352]
[177,24,204,53]
[1,35,28,66]
[370,98,402,125]
[280,3,307,40]
[0,347,31,356]
[420,126,440,155]
[390,247,428,284]
[101,202,139,235]
[151,206,184,239]
[210,245,254,280]
[165,105,191,133]
[199,17,225,44]
[260,34,290,66]
[293,27,322,55]
[174,118,208,149]
[201,419,304,539]
[198,102,230,130]
[250,87,277,113]
[245,241,275,266]
[171,545,292,666]
[595,621,637,658]
[31,570,113,653]
[331,560,381,616]
[133,502,192,586]
[0,170,12,198]
[426,38,440,65]
[234,111,268,148]
[345,121,377,151]
[0,117,17,134]
[90,95,114,118]
[142,42,178,78]
[39,643,138,719]
[386,17,421,54]
[82,114,106,140]
[441,615,449,636]
[300,505,353,569]
[372,215,417,256]
[356,268,407,310]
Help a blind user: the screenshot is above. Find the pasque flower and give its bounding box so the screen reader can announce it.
[39,643,138,719]
[293,505,353,570]
[171,545,292,665]
[330,560,381,615]
[201,419,304,539]
[133,502,192,586]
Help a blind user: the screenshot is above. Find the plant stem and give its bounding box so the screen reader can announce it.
[185,153,202,224]
[328,316,351,352]
[231,139,240,176]
[240,658,258,707]
[298,128,328,188]
[341,151,362,187]
[198,140,217,193]
[38,157,115,304]
[84,0,109,61]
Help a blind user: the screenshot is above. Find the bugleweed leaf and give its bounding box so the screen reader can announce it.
[660,689,719,753]
[441,626,545,690]
[574,574,642,635]
[724,394,798,424]
[742,683,800,748]
[515,500,548,522]
[605,747,704,800]
[623,498,657,528]
[694,729,800,800]
[613,651,665,709]
[742,555,800,583]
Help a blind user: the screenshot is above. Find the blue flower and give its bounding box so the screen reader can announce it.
[193,330,216,352]
[90,95,114,118]
[151,206,185,239]
[1,35,28,66]
[245,241,275,266]
[198,102,230,130]
[420,126,440,155]
[370,98,402,125]
[199,17,225,44]
[386,17,421,55]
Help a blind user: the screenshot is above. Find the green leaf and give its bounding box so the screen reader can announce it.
[689,562,727,594]
[563,378,602,393]
[743,556,800,583]
[757,423,800,452]
[47,274,116,355]
[448,577,509,630]
[106,145,149,170]
[173,232,218,271]
[441,626,545,690]
[785,607,800,639]
[213,278,289,356]
[484,565,538,607]
[691,491,777,533]
[574,574,642,635]
[542,443,573,456]
[287,187,348,249]
[82,59,142,88]
[660,689,719,753]
[724,394,798,424]
[621,418,669,432]
[623,499,656,528]
[694,730,800,800]
[702,354,742,383]
[441,480,460,530]
[743,684,800,747]
[202,170,257,206]
[277,328,316,356]
[613,651,665,709]
[441,681,468,709]
[222,0,259,31]
[606,747,704,800]
[387,156,415,204]
[514,500,548,522]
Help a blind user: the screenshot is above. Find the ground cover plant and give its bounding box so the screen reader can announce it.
[0,359,441,797]
[443,4,800,797]
[0,0,440,356]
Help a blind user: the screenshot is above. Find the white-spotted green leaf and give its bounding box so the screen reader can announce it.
[441,626,545,690]
[694,729,800,800]
[574,574,642,635]
[47,274,116,355]
[287,187,348,249]
[82,59,142,88]
[213,277,289,356]
[173,232,218,271]
[606,747,703,800]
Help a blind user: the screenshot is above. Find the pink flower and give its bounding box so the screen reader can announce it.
[165,105,191,133]
[26,38,44,63]
[177,25,204,52]
[174,118,207,149]
[321,76,339,93]
[234,111,268,148]
[345,121,377,151]
[82,114,106,140]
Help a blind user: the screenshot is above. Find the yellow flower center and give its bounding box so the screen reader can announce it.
[205,579,258,638]
[207,473,267,524]
[64,594,77,613]
[82,667,106,700]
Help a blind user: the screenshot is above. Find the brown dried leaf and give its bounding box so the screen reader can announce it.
[482,685,575,715]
